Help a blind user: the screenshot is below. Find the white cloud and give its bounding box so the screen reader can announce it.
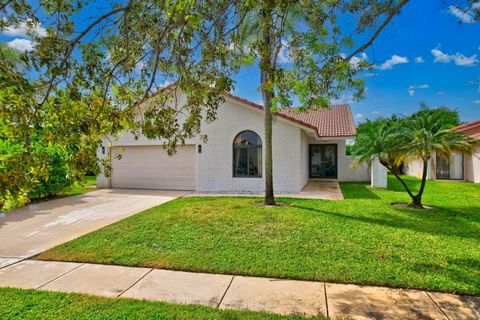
[332,94,354,105]
[372,111,381,115]
[355,113,363,119]
[431,48,478,67]
[349,52,368,68]
[448,3,480,24]
[376,55,409,70]
[277,40,292,64]
[454,54,479,66]
[431,49,452,63]
[415,56,425,63]
[437,91,445,95]
[474,99,480,104]
[7,38,36,52]
[408,84,430,96]
[2,19,47,38]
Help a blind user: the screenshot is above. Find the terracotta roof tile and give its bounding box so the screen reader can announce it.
[277,105,356,137]
[454,120,480,138]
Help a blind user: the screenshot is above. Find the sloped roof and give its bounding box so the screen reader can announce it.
[155,83,357,137]
[224,92,356,137]
[454,120,480,138]
[277,105,356,137]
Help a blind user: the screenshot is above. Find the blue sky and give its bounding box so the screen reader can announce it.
[233,1,480,124]
[2,0,479,124]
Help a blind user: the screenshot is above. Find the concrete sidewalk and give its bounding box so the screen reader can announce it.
[0,259,478,319]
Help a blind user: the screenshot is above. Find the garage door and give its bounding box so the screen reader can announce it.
[111,146,195,190]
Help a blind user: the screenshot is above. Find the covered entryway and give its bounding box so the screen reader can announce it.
[111,146,195,190]
[309,144,338,179]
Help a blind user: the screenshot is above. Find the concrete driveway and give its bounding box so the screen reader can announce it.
[0,189,189,260]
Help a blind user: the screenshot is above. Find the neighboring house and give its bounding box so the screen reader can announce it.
[97,88,369,193]
[404,120,480,183]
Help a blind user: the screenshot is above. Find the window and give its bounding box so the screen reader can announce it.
[233,131,262,177]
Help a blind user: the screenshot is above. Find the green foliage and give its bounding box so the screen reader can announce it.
[411,106,459,128]
[27,144,72,199]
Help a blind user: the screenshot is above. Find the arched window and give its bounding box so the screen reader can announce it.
[233,130,262,177]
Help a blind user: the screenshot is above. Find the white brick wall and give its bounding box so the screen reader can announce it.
[196,98,304,193]
[344,156,370,182]
[465,146,480,183]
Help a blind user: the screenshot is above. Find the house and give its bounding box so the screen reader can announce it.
[404,120,480,183]
[96,88,369,193]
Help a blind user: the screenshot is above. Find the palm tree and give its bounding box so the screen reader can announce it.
[397,112,477,207]
[352,111,477,208]
[352,116,414,195]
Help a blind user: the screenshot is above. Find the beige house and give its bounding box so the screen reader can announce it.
[97,88,370,193]
[404,120,480,183]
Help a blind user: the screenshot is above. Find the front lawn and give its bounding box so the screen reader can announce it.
[36,176,480,295]
[0,288,317,320]
[62,175,96,196]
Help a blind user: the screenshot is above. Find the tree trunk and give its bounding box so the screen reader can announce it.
[260,4,275,205]
[263,75,274,205]
[412,158,429,208]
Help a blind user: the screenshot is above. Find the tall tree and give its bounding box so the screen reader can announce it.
[235,0,410,204]
[397,111,476,207]
[1,0,409,206]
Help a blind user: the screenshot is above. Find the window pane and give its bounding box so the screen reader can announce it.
[234,131,262,146]
[249,147,262,176]
[449,152,464,180]
[233,148,248,176]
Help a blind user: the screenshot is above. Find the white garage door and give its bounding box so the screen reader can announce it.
[111,146,195,190]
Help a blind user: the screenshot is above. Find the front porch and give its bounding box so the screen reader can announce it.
[188,181,344,200]
[296,181,344,200]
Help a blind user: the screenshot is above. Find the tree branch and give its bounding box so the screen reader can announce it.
[40,6,130,106]
[345,0,410,61]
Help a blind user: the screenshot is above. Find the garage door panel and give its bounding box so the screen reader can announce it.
[111,146,195,190]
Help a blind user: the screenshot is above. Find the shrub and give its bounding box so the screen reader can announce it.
[27,144,72,199]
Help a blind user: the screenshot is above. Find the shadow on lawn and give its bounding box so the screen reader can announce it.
[409,258,480,295]
[339,183,380,200]
[292,204,480,240]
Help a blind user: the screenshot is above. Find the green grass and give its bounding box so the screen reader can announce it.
[62,175,96,196]
[36,176,480,295]
[0,287,319,320]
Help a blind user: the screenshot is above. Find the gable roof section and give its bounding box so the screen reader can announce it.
[153,83,356,137]
[454,120,480,138]
[223,92,356,137]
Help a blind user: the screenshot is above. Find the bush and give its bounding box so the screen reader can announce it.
[27,144,72,199]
